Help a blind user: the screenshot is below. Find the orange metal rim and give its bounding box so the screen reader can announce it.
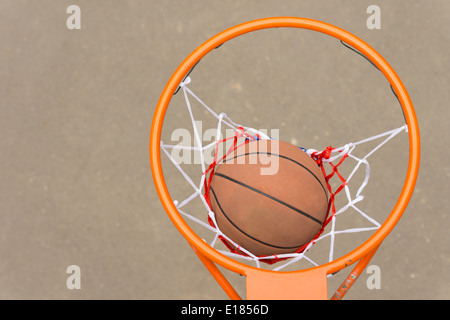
[150,17,420,277]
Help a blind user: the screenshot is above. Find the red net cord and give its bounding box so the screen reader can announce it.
[204,133,349,264]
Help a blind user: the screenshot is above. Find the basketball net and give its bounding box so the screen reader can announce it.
[160,75,407,271]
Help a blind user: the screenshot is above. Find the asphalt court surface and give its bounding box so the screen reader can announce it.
[0,1,449,299]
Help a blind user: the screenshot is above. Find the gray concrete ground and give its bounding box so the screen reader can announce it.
[0,0,449,299]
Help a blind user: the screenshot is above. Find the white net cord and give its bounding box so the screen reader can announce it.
[160,77,407,271]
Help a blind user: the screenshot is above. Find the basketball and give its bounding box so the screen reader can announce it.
[208,139,329,257]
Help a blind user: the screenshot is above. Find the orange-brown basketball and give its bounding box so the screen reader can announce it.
[209,139,329,257]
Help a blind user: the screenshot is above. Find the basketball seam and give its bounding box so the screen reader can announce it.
[213,172,323,225]
[210,187,306,250]
[222,151,328,202]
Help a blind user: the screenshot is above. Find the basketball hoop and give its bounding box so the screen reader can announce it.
[150,17,420,299]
